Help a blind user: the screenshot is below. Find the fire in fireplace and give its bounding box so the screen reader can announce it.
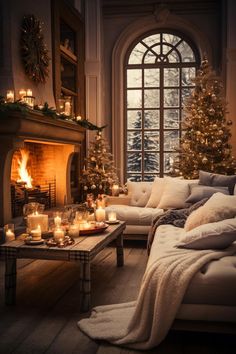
[11,144,56,217]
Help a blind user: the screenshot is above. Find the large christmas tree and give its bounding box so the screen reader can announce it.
[80,131,119,199]
[173,57,236,178]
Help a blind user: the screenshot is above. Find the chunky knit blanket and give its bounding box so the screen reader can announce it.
[78,229,236,350]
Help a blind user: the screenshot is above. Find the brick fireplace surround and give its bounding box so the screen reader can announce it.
[0,111,84,226]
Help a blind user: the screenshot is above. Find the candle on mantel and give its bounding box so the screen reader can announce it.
[76,115,82,121]
[6,90,14,103]
[5,229,15,242]
[19,89,26,100]
[31,225,42,241]
[95,207,106,222]
[53,228,65,242]
[27,212,48,232]
[26,89,33,96]
[64,99,71,116]
[108,211,117,222]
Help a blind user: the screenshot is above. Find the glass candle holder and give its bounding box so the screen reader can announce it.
[112,185,119,197]
[53,227,65,242]
[30,225,42,241]
[4,224,15,242]
[64,96,72,116]
[54,211,62,227]
[6,90,14,103]
[108,211,117,222]
[68,223,80,238]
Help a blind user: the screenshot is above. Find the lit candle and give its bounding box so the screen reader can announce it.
[31,225,42,241]
[83,221,91,230]
[68,224,80,238]
[95,207,106,222]
[5,229,15,242]
[26,89,33,96]
[27,213,48,232]
[112,184,119,197]
[6,90,14,103]
[108,211,117,222]
[54,215,62,227]
[76,115,82,121]
[19,89,26,100]
[53,228,65,242]
[64,100,71,116]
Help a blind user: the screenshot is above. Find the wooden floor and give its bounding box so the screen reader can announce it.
[0,240,235,354]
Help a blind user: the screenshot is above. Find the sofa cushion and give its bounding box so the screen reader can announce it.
[127,181,152,207]
[105,205,164,226]
[152,224,236,307]
[145,177,165,208]
[178,218,236,250]
[185,185,229,204]
[184,193,236,231]
[157,177,195,209]
[199,170,236,194]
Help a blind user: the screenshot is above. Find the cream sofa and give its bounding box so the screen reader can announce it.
[105,178,198,240]
[106,181,161,239]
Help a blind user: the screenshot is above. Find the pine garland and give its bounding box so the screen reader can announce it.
[0,99,104,131]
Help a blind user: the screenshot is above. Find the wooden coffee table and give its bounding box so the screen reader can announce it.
[0,221,126,312]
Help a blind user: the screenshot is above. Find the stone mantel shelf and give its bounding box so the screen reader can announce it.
[0,110,85,145]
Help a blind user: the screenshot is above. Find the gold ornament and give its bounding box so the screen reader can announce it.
[91,184,96,190]
[84,186,88,191]
[202,156,208,164]
[227,120,232,126]
[208,108,215,115]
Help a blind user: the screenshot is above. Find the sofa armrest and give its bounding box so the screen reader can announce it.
[106,194,131,206]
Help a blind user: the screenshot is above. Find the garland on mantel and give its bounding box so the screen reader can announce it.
[0,98,105,131]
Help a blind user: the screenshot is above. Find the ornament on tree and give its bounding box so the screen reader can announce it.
[80,130,119,199]
[171,56,236,178]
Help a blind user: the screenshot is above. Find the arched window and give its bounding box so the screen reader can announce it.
[125,31,199,181]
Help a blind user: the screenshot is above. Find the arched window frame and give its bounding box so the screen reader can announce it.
[111,12,212,184]
[124,30,200,181]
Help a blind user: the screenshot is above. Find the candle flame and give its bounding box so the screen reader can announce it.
[17,149,33,188]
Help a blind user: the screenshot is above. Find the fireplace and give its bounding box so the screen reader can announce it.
[0,110,85,225]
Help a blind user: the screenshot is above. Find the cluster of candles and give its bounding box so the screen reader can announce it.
[6,89,35,108]
[4,207,118,244]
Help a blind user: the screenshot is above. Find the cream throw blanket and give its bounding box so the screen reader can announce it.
[78,228,236,350]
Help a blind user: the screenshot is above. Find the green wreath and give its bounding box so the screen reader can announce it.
[21,15,50,84]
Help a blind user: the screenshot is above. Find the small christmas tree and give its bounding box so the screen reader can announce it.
[172,57,236,178]
[80,130,119,199]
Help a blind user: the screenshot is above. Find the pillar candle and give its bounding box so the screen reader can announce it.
[31,225,42,241]
[19,89,26,100]
[6,90,14,103]
[95,207,106,222]
[26,89,33,96]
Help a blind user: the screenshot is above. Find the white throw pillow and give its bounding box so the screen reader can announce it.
[157,177,192,209]
[127,181,152,207]
[204,192,236,209]
[178,218,236,249]
[145,177,165,208]
[184,193,236,231]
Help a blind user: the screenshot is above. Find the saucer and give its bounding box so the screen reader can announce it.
[106,220,120,224]
[24,238,44,245]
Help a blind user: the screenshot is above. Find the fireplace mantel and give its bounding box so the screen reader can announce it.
[0,110,85,145]
[0,111,85,226]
